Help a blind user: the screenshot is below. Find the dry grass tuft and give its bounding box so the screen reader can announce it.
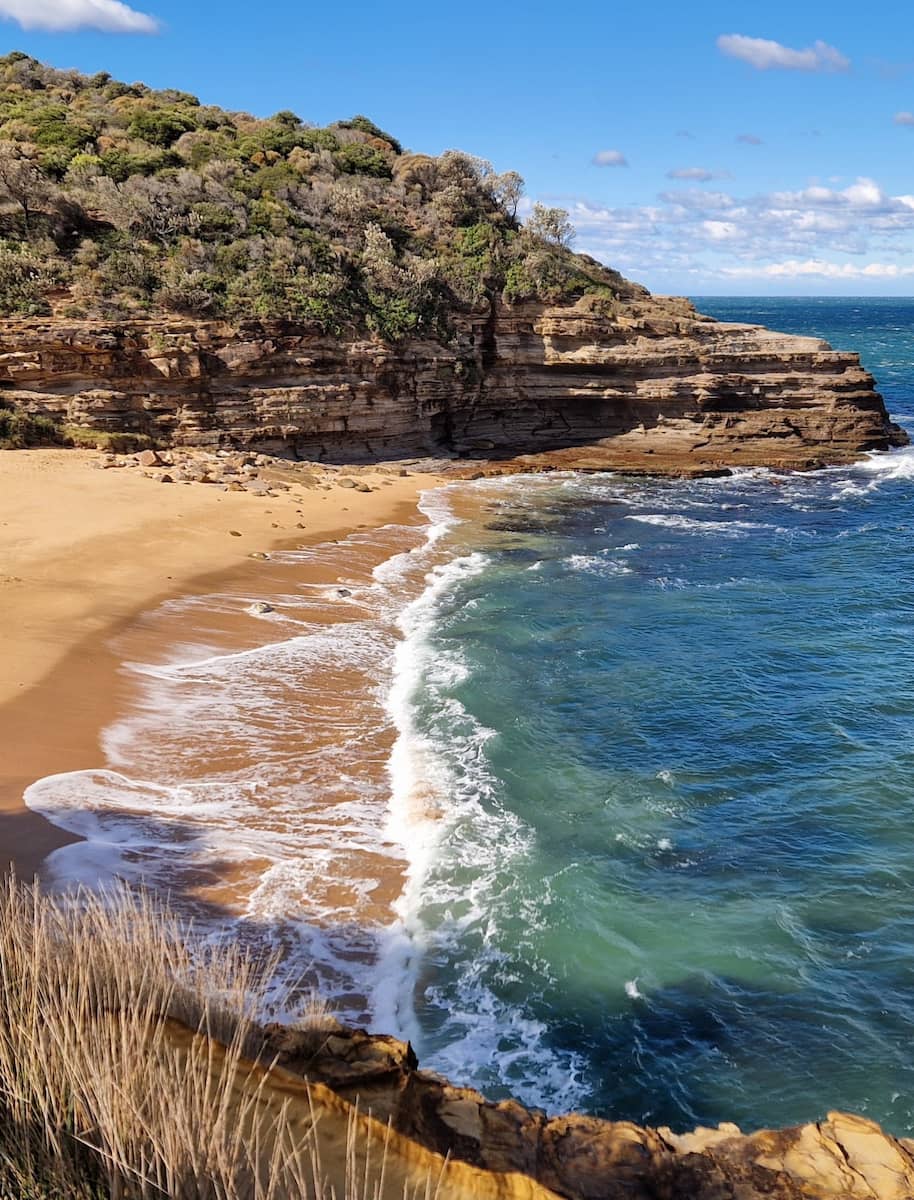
[0,875,423,1200]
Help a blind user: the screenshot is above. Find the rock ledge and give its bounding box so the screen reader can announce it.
[1,293,906,473]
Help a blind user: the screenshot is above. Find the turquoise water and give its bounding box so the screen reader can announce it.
[394,298,914,1133]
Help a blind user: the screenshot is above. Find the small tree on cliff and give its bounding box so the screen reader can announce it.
[0,144,49,238]
[490,170,524,220]
[525,203,575,248]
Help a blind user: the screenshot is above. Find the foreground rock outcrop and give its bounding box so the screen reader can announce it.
[239,1021,914,1200]
[0,292,906,475]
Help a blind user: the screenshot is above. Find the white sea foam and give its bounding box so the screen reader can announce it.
[856,444,914,480]
[626,513,782,536]
[366,487,591,1110]
[832,445,914,499]
[373,546,492,1041]
[625,979,643,1000]
[563,552,633,576]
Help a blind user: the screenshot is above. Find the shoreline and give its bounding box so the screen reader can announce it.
[0,448,446,882]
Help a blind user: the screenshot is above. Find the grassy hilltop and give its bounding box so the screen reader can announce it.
[0,52,635,340]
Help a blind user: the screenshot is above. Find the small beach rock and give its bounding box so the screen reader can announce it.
[338,477,357,489]
[137,449,161,467]
[247,602,273,615]
[229,530,242,537]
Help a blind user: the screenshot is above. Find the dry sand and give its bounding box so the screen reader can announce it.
[0,448,443,878]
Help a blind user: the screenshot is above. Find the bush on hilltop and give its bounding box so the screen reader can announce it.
[0,53,636,338]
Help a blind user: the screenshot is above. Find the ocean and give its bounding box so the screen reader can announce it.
[26,297,914,1135]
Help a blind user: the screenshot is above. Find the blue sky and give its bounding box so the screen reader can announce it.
[6,0,914,295]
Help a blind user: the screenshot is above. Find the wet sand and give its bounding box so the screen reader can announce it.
[0,448,444,882]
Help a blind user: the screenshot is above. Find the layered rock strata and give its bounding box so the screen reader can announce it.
[0,294,906,474]
[250,1020,914,1200]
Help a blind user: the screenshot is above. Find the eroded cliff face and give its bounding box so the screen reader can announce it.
[203,1019,914,1200]
[0,293,906,473]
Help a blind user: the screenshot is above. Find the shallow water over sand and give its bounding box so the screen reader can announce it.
[25,514,447,1022]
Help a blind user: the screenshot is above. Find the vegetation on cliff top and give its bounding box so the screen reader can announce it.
[0,53,638,339]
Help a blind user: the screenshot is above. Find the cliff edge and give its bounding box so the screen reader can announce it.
[0,292,906,475]
[245,1020,914,1200]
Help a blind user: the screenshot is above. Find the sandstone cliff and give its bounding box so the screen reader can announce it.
[0,293,905,474]
[241,1020,914,1200]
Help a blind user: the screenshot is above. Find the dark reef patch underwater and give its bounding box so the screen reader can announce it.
[390,298,914,1135]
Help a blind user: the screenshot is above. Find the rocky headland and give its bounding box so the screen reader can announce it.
[0,292,906,478]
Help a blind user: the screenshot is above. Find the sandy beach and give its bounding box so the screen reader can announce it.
[0,448,444,881]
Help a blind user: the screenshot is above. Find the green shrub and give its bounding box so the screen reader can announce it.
[191,201,240,239]
[271,109,302,128]
[31,106,97,153]
[0,242,54,315]
[334,142,392,178]
[503,260,535,303]
[0,406,60,448]
[128,107,198,147]
[297,127,340,152]
[336,114,402,154]
[366,293,419,340]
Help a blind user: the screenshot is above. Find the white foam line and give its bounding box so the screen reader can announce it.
[370,489,493,1044]
[125,628,350,676]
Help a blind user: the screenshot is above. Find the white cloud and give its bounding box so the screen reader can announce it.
[549,171,914,287]
[770,177,888,209]
[894,111,914,126]
[702,220,739,240]
[721,259,914,280]
[592,149,628,167]
[667,167,726,182]
[0,0,159,32]
[717,33,849,72]
[842,178,884,206]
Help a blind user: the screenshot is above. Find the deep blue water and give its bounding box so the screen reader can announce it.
[396,298,914,1134]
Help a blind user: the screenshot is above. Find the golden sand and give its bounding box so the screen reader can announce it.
[0,448,444,881]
